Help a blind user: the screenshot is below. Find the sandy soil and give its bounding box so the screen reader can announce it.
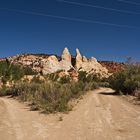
[0,88,140,140]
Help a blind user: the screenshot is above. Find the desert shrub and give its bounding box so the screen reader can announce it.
[31,76,44,84]
[70,81,85,98]
[78,71,102,82]
[0,62,24,82]
[47,73,59,81]
[100,82,110,87]
[86,74,101,83]
[84,81,99,91]
[78,71,87,82]
[109,70,127,93]
[23,67,37,75]
[0,76,100,113]
[135,89,140,99]
[0,86,13,96]
[109,63,140,96]
[0,67,104,113]
[0,61,36,83]
[59,75,70,84]
[78,71,105,90]
[0,81,84,113]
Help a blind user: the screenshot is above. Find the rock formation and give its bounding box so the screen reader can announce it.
[59,48,73,71]
[6,48,110,78]
[99,61,124,73]
[83,56,88,62]
[61,48,71,62]
[76,48,83,70]
[75,49,109,78]
[42,55,60,74]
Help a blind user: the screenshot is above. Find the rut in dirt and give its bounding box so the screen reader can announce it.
[0,88,140,140]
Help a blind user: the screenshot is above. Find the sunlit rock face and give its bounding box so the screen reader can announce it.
[75,48,83,70]
[82,56,88,62]
[75,49,109,78]
[42,55,60,75]
[7,48,110,78]
[42,48,73,75]
[59,47,73,71]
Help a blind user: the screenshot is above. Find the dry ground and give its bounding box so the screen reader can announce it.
[0,88,140,140]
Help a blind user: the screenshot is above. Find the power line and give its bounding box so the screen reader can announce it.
[56,0,140,15]
[117,0,140,6]
[0,8,139,29]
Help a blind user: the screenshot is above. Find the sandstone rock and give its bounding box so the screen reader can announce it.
[42,56,60,75]
[21,75,35,82]
[0,58,6,62]
[83,56,88,62]
[61,48,71,62]
[42,48,73,75]
[89,57,97,62]
[6,48,110,78]
[59,48,73,71]
[75,50,109,78]
[99,61,124,73]
[58,71,69,78]
[69,70,78,82]
[38,75,45,81]
[76,48,83,70]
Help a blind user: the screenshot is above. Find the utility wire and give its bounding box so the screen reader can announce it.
[117,0,140,6]
[0,8,139,29]
[56,0,140,15]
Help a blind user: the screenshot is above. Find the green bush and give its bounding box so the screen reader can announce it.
[59,75,70,84]
[78,71,87,82]
[109,63,140,96]
[109,70,127,93]
[0,86,13,96]
[0,61,36,83]
[86,74,101,83]
[47,73,59,82]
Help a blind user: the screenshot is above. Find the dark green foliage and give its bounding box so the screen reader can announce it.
[86,73,101,83]
[0,61,36,83]
[0,86,13,96]
[78,71,101,83]
[47,73,59,82]
[109,63,140,96]
[78,71,87,82]
[109,71,127,93]
[23,67,37,75]
[59,75,70,84]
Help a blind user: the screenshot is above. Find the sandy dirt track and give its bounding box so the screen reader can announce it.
[0,88,140,140]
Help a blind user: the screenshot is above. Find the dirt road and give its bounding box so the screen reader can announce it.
[0,88,140,140]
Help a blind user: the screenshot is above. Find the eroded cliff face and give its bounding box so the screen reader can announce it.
[6,48,111,78]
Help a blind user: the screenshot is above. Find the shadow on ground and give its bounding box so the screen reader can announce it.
[98,89,118,96]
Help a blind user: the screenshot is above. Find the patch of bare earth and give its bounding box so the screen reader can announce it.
[0,88,140,140]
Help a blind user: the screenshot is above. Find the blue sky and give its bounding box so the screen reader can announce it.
[0,0,140,62]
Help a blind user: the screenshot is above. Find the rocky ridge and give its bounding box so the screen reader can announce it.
[99,61,124,73]
[7,48,110,78]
